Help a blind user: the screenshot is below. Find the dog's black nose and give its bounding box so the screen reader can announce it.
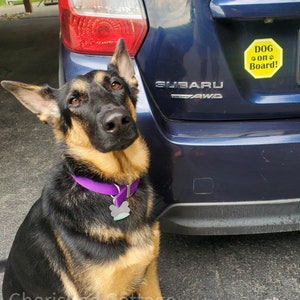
[102,108,133,134]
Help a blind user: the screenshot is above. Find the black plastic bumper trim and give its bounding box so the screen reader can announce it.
[159,199,300,235]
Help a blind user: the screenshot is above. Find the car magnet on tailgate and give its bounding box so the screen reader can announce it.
[244,38,283,79]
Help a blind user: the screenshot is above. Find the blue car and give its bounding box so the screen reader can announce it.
[58,0,300,235]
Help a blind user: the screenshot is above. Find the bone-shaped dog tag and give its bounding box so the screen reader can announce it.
[109,200,130,221]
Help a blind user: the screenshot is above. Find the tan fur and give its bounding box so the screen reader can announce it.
[54,231,82,297]
[145,186,155,219]
[60,272,81,300]
[55,223,161,299]
[93,71,106,83]
[86,225,125,243]
[126,95,137,121]
[65,118,149,184]
[54,231,75,276]
[138,223,162,299]
[69,79,88,93]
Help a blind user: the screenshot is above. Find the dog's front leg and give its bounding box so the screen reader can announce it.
[137,259,163,300]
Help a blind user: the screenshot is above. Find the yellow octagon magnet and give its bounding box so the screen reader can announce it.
[244,38,283,79]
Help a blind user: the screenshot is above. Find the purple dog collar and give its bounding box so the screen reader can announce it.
[71,175,139,221]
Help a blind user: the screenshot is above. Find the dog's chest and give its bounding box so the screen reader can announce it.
[81,243,155,298]
[59,223,160,299]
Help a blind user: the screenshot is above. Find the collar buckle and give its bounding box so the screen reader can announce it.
[126,184,132,198]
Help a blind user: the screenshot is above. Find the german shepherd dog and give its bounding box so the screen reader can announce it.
[1,39,162,300]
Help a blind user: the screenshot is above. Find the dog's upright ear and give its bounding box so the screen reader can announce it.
[1,80,60,127]
[109,39,138,90]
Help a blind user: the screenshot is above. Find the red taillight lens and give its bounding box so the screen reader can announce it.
[59,0,148,56]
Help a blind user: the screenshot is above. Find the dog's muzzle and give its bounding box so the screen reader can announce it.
[98,107,138,151]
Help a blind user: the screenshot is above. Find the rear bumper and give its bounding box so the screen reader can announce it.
[159,199,300,235]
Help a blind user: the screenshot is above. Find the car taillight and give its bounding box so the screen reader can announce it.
[59,0,148,56]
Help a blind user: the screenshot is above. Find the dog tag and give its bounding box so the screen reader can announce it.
[109,200,130,221]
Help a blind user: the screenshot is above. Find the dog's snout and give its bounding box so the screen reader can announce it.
[102,108,133,134]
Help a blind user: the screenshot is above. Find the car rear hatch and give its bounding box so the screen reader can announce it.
[137,0,300,121]
[134,0,300,208]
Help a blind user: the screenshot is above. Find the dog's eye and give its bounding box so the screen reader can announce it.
[111,81,122,90]
[68,98,81,107]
